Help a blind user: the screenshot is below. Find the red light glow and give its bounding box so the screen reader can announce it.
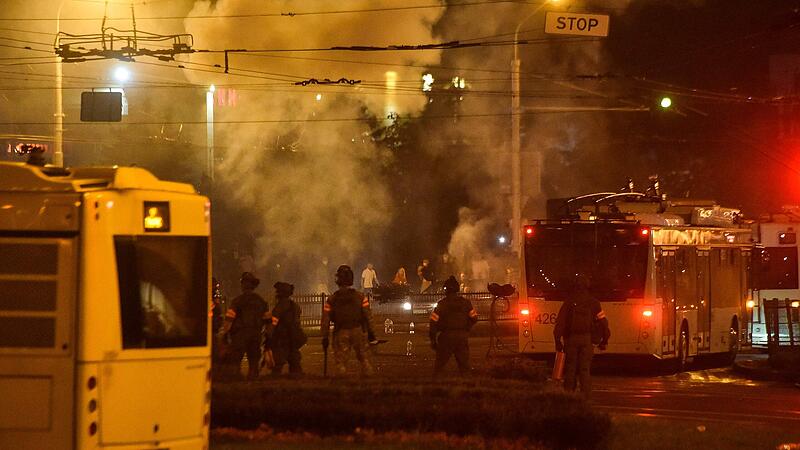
[525,227,534,236]
[520,308,530,315]
[640,228,650,236]
[642,310,653,317]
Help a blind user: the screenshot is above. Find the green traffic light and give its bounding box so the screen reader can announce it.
[660,97,672,108]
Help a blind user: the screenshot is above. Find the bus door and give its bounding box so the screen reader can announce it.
[0,237,76,450]
[696,249,711,351]
[657,247,677,355]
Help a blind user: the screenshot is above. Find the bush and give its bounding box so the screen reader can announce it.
[212,377,610,449]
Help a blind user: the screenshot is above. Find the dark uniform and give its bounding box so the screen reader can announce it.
[266,281,304,375]
[554,276,610,397]
[321,265,375,376]
[429,276,478,375]
[223,272,269,380]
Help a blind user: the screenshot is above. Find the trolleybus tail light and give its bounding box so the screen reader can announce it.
[746,300,755,309]
[640,228,650,236]
[520,308,530,315]
[642,309,653,317]
[524,226,534,236]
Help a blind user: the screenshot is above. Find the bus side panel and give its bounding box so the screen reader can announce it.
[0,238,77,450]
[98,358,208,445]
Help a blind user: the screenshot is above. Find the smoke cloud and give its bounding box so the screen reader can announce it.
[182,1,443,289]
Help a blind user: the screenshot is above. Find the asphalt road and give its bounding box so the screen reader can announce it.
[283,331,800,430]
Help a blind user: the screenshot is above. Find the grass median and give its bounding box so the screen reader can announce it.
[212,377,610,450]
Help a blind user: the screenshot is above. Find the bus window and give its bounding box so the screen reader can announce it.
[753,247,798,290]
[114,236,208,349]
[524,223,648,300]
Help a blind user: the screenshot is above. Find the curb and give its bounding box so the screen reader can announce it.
[733,360,799,383]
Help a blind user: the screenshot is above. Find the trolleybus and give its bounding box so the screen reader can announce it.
[750,208,800,346]
[518,192,752,370]
[0,161,211,449]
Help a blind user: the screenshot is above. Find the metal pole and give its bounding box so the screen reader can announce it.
[511,1,550,253]
[53,0,67,168]
[206,85,215,181]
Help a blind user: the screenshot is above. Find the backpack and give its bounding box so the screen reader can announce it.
[568,300,610,345]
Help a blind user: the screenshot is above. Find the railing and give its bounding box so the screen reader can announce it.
[292,292,518,328]
[764,298,800,350]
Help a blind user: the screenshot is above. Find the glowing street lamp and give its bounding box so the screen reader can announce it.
[113,66,131,84]
[659,96,672,108]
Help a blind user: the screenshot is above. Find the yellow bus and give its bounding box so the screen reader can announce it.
[518,193,752,370]
[0,161,211,449]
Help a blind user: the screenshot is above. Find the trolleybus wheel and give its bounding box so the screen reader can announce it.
[676,324,690,372]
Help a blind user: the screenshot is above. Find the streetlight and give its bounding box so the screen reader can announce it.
[511,0,559,253]
[54,0,67,168]
[113,66,131,83]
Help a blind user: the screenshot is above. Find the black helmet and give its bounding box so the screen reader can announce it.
[443,275,459,294]
[240,272,260,289]
[335,265,354,286]
[274,281,294,297]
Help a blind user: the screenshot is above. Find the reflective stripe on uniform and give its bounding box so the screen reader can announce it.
[225,309,237,319]
[596,310,606,320]
[469,309,478,318]
[271,316,279,326]
[323,302,332,312]
[430,312,440,322]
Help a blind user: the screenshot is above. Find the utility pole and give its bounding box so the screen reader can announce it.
[53,0,66,167]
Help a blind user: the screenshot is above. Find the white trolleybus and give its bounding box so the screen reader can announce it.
[517,192,752,370]
[750,207,800,347]
[0,161,211,450]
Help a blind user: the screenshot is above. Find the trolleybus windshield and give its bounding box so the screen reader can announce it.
[524,223,649,301]
[754,246,799,290]
[115,235,208,349]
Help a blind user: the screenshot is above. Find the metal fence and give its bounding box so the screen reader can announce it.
[764,298,800,350]
[293,292,518,328]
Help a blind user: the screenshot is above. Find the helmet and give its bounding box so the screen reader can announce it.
[335,265,354,286]
[443,276,459,294]
[240,272,260,289]
[274,281,294,297]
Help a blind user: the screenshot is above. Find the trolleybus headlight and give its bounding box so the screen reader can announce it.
[89,422,97,436]
[746,300,755,309]
[792,301,799,308]
[402,302,412,311]
[87,376,97,390]
[642,310,653,317]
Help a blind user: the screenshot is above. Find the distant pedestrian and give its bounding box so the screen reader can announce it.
[553,274,610,398]
[429,276,479,375]
[265,281,306,376]
[392,267,408,286]
[220,272,269,380]
[321,265,377,376]
[361,263,379,297]
[417,259,434,293]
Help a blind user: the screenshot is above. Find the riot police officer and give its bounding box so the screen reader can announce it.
[429,275,478,375]
[321,265,376,376]
[220,272,269,380]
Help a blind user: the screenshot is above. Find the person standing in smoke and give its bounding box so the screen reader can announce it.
[437,253,457,282]
[265,282,305,376]
[417,259,435,293]
[219,272,269,380]
[361,263,379,298]
[321,265,377,376]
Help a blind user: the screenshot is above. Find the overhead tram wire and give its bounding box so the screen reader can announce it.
[0,1,551,22]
